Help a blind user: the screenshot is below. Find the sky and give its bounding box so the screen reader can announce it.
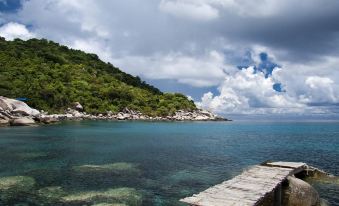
[0,0,339,119]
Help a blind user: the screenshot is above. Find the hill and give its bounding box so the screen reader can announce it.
[0,37,196,116]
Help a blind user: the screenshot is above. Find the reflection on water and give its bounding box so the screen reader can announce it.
[0,121,338,205]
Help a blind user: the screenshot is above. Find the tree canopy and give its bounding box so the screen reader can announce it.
[0,37,196,116]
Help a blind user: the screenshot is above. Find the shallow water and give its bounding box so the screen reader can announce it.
[0,121,338,205]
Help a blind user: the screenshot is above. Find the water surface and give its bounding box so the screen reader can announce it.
[0,121,338,205]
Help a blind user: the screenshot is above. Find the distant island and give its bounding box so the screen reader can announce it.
[0,38,227,125]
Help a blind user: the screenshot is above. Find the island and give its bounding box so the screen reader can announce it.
[0,38,228,126]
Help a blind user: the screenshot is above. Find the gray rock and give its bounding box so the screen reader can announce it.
[283,176,320,206]
[0,96,40,117]
[38,116,59,124]
[72,102,83,111]
[0,119,9,125]
[10,117,36,126]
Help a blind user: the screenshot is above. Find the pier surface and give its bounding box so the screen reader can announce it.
[180,162,307,206]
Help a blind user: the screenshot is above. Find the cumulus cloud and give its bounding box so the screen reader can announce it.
[0,0,338,116]
[0,22,35,40]
[113,51,228,87]
[198,66,304,114]
[198,52,339,115]
[303,76,337,104]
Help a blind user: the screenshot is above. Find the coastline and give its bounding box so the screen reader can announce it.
[0,96,230,127]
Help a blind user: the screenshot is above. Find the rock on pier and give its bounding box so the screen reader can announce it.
[181,162,326,206]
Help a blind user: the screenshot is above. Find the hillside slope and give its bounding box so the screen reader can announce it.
[0,37,196,116]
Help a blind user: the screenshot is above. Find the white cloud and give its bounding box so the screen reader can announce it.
[0,0,337,117]
[303,76,337,104]
[199,53,339,115]
[198,66,304,114]
[70,38,113,63]
[113,50,228,87]
[0,22,35,40]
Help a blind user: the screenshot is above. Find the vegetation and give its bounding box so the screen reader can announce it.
[0,37,196,116]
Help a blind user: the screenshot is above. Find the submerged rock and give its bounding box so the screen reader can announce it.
[0,176,36,202]
[72,162,141,175]
[305,175,339,185]
[62,187,142,206]
[319,199,330,206]
[36,186,66,204]
[304,167,338,185]
[283,176,320,206]
[92,203,127,206]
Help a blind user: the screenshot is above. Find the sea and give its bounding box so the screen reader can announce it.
[0,121,338,205]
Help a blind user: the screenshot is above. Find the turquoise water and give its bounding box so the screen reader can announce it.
[0,121,338,205]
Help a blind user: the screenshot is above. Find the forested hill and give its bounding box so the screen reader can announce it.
[0,37,196,116]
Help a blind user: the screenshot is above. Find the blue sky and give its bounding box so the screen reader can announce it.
[0,0,21,12]
[1,0,339,119]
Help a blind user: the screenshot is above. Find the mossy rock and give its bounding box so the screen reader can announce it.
[36,186,66,205]
[62,187,142,206]
[0,176,36,203]
[305,176,339,185]
[72,162,141,176]
[92,203,127,206]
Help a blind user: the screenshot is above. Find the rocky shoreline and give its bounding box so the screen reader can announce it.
[0,96,230,126]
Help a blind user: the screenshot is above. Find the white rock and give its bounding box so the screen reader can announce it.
[195,115,209,121]
[0,119,9,124]
[117,113,126,120]
[0,96,40,117]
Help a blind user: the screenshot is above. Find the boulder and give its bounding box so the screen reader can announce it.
[9,117,36,126]
[0,96,40,117]
[117,113,126,120]
[283,176,320,206]
[72,102,83,111]
[0,119,9,125]
[38,116,59,124]
[66,109,83,118]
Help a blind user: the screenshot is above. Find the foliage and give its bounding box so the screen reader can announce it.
[0,37,196,116]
